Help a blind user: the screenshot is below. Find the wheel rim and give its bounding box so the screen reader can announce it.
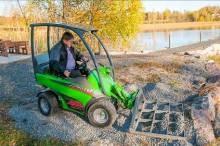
[40,98,50,113]
[93,108,109,124]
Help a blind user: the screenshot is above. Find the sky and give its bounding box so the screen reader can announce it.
[142,0,220,12]
[0,0,220,16]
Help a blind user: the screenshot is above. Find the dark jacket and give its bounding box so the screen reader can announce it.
[49,41,83,75]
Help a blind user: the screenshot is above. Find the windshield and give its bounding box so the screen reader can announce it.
[82,32,112,69]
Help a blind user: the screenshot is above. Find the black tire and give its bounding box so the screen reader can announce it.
[38,91,59,116]
[87,100,117,128]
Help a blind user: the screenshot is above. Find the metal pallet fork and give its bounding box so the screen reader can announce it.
[130,88,188,143]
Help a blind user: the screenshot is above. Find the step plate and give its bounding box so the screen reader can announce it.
[130,89,187,141]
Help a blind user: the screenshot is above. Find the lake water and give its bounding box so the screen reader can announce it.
[129,28,220,52]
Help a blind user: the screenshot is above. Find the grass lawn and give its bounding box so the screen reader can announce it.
[0,103,82,146]
[208,138,220,146]
[0,117,82,146]
[209,55,220,64]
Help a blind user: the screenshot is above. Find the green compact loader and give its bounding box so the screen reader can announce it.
[30,23,139,128]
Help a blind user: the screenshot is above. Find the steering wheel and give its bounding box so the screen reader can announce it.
[77,58,88,69]
[76,58,90,76]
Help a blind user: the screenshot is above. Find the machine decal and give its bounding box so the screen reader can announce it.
[69,85,94,96]
[67,100,84,110]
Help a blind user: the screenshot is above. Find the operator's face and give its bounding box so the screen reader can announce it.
[63,39,74,48]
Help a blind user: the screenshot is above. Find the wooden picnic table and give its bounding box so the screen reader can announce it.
[14,41,29,55]
[3,40,16,53]
[0,40,29,56]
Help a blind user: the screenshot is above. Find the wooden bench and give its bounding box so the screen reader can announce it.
[0,40,29,56]
[14,41,29,55]
[0,41,9,57]
[2,40,16,54]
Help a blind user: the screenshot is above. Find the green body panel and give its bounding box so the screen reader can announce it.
[87,66,114,96]
[87,66,137,109]
[36,66,137,111]
[36,73,92,107]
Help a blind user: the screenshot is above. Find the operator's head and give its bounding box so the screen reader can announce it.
[61,32,74,48]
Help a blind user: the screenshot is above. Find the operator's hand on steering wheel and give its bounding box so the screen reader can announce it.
[64,70,71,77]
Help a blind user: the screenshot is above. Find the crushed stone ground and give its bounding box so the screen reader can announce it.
[1,52,219,145]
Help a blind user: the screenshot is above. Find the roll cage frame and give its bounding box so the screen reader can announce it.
[30,23,115,95]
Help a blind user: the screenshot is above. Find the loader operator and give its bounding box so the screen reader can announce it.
[49,32,88,78]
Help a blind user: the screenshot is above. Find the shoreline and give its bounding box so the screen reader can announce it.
[140,21,220,32]
[103,37,220,57]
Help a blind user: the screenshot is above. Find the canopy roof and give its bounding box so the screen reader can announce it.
[30,23,97,32]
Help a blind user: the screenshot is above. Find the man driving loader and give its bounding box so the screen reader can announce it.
[49,32,88,78]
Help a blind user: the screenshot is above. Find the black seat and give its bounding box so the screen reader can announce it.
[35,53,50,73]
[38,62,50,73]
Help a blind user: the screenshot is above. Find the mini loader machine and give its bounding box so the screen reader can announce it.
[30,23,139,128]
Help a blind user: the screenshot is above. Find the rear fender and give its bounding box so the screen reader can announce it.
[36,89,59,103]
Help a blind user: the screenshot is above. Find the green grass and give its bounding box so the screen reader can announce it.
[0,120,83,146]
[134,60,182,73]
[168,79,181,88]
[0,119,82,146]
[209,55,220,64]
[0,103,83,146]
[208,138,220,146]
[145,73,161,83]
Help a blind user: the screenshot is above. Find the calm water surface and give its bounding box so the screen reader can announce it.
[129,28,220,51]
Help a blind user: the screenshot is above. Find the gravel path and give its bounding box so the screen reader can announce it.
[0,58,40,101]
[9,103,127,144]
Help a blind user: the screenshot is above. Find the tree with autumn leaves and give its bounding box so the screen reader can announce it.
[20,0,144,47]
